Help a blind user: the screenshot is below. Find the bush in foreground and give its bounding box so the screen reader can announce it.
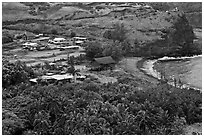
[2,79,201,135]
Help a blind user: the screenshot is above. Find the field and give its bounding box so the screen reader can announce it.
[2,2,39,21]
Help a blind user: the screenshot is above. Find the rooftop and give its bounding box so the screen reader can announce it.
[50,74,73,80]
[94,56,116,65]
[73,37,87,40]
[53,38,66,41]
[32,37,50,42]
[75,40,84,43]
[22,42,38,46]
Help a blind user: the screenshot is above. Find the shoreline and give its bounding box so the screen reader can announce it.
[137,56,202,92]
[136,58,159,81]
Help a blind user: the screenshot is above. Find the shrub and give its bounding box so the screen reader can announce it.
[2,71,201,135]
[70,31,76,38]
[2,32,13,44]
[2,36,13,44]
[50,29,58,35]
[2,60,35,88]
[103,23,127,43]
[85,41,103,60]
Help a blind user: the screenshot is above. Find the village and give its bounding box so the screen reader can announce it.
[3,31,119,85]
[2,2,182,86]
[2,2,202,135]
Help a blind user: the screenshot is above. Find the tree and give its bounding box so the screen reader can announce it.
[2,60,35,88]
[50,29,58,35]
[67,56,80,83]
[103,41,123,61]
[2,36,13,44]
[103,30,112,39]
[2,31,13,44]
[121,39,132,56]
[85,41,103,60]
[44,61,51,70]
[103,23,128,43]
[167,13,195,56]
[133,39,140,55]
[70,31,76,38]
[111,42,123,61]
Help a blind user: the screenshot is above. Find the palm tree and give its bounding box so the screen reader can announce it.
[67,56,80,83]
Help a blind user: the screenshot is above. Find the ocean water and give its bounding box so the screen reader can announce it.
[144,29,202,90]
[153,56,202,90]
[183,57,202,89]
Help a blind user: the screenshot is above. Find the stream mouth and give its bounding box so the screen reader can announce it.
[140,55,202,91]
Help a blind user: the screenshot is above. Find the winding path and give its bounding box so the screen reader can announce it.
[118,57,159,86]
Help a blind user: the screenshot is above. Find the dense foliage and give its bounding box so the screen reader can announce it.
[84,41,103,60]
[2,2,202,135]
[2,60,35,88]
[103,23,127,43]
[102,13,200,58]
[2,31,13,44]
[148,2,202,13]
[2,76,202,135]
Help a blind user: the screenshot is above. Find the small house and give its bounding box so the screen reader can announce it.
[32,37,50,42]
[59,45,80,51]
[72,36,87,45]
[75,40,84,46]
[22,42,38,51]
[29,73,86,85]
[91,56,116,71]
[48,38,67,45]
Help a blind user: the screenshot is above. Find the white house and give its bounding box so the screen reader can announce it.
[73,36,87,41]
[48,38,67,44]
[22,42,38,50]
[59,45,84,51]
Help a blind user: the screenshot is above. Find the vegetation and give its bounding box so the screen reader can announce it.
[103,23,127,43]
[148,2,202,28]
[2,60,35,88]
[3,2,201,57]
[2,31,14,44]
[102,41,123,61]
[85,41,103,60]
[148,2,202,13]
[2,71,202,134]
[2,2,202,135]
[70,31,76,38]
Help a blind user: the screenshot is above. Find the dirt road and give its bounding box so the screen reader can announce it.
[118,57,159,86]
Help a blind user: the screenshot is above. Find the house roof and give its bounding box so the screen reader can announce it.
[75,40,84,43]
[32,37,50,41]
[41,74,73,80]
[73,37,87,40]
[53,38,66,41]
[22,42,38,46]
[94,56,116,65]
[29,78,38,83]
[50,74,73,80]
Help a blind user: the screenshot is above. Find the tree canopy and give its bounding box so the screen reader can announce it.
[103,23,128,43]
[85,41,103,60]
[2,60,35,88]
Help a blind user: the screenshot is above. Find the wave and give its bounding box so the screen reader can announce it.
[158,55,202,61]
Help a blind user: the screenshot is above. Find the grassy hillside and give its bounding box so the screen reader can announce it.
[2,2,39,21]
[147,2,202,28]
[2,2,201,56]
